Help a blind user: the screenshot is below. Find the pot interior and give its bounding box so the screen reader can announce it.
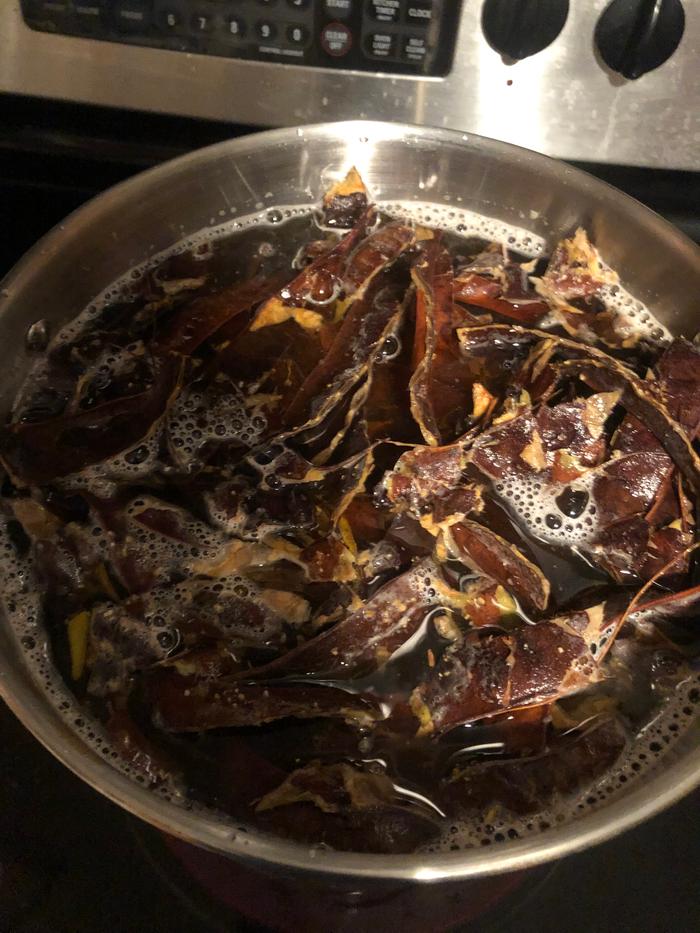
[0,121,699,880]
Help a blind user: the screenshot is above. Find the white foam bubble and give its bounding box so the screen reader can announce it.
[379,199,548,257]
[167,378,267,472]
[598,281,672,345]
[495,471,599,550]
[121,495,231,574]
[0,519,183,802]
[424,671,700,854]
[51,203,317,348]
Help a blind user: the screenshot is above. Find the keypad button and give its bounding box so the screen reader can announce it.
[402,34,428,62]
[257,0,277,5]
[323,0,352,16]
[74,2,103,22]
[287,23,309,44]
[287,0,310,8]
[36,0,70,14]
[405,1,434,25]
[366,32,396,57]
[190,12,213,32]
[256,20,277,40]
[73,0,105,31]
[369,0,400,23]
[159,9,181,30]
[224,16,246,38]
[113,2,150,32]
[320,21,353,56]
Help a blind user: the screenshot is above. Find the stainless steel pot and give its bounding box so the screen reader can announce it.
[1,121,699,881]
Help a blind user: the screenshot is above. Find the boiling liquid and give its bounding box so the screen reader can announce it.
[0,200,693,856]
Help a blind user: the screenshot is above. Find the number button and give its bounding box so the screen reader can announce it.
[287,23,309,44]
[160,10,181,30]
[225,16,246,38]
[287,0,310,8]
[256,20,277,40]
[191,12,213,32]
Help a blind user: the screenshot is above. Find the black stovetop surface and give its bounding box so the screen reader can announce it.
[1,92,699,933]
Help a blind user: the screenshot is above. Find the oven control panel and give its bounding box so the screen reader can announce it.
[20,0,462,76]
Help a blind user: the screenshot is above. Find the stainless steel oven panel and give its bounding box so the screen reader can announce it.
[1,0,699,170]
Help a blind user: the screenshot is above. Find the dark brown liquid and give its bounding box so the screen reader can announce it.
[4,209,698,855]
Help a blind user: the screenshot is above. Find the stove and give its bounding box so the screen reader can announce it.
[1,91,699,932]
[3,0,700,169]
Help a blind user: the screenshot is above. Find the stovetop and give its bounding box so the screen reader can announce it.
[1,92,699,933]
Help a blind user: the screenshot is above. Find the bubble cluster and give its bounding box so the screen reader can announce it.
[51,203,316,348]
[379,200,548,257]
[61,424,162,496]
[167,378,267,471]
[494,472,599,549]
[424,672,700,854]
[0,520,183,802]
[140,573,297,643]
[122,495,229,574]
[599,281,672,345]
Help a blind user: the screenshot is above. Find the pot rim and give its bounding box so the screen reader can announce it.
[1,119,699,881]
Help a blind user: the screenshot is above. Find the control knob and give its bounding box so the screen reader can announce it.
[482,0,570,60]
[595,0,685,79]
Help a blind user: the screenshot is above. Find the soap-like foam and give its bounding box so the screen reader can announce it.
[494,471,599,550]
[41,197,671,362]
[598,281,672,345]
[0,519,184,799]
[167,377,267,472]
[50,204,317,349]
[424,670,700,854]
[0,197,690,854]
[61,423,163,497]
[379,199,548,257]
[122,495,229,570]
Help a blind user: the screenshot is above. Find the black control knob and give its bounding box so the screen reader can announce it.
[595,0,685,79]
[482,0,570,60]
